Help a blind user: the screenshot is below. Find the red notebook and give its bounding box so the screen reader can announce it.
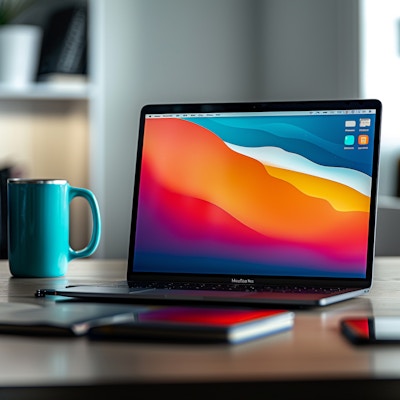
[88,306,294,344]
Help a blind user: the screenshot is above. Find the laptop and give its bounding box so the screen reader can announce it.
[38,99,382,307]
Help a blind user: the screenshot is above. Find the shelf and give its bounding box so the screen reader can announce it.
[0,82,90,100]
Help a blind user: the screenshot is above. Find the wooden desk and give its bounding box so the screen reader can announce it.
[1,257,400,399]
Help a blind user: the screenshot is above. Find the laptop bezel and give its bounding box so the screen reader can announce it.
[127,99,382,291]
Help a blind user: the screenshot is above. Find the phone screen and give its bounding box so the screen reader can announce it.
[341,317,400,344]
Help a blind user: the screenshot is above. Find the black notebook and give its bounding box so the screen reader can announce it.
[37,99,382,307]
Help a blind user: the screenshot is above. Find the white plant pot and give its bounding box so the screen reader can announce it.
[0,25,42,88]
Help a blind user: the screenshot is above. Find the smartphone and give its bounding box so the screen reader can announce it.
[341,317,400,345]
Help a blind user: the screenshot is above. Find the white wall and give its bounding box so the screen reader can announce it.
[360,0,400,196]
[92,0,360,258]
[256,0,359,100]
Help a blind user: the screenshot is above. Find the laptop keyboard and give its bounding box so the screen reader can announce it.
[128,281,348,295]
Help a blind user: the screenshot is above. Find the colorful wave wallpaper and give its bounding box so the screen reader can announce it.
[134,113,376,278]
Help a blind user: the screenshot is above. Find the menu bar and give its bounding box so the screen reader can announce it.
[146,109,377,118]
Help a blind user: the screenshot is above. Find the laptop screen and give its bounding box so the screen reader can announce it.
[130,100,381,281]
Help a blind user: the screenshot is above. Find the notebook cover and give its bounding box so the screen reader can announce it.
[88,307,294,344]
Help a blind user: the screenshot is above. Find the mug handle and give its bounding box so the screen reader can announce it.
[68,186,101,260]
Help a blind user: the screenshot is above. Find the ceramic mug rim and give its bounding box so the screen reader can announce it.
[8,178,68,185]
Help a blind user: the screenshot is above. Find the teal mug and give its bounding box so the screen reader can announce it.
[7,179,101,278]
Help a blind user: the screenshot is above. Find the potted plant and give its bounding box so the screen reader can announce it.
[0,0,42,87]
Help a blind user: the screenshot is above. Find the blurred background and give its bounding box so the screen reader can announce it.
[0,0,398,259]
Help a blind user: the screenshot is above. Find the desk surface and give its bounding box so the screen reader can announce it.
[2,257,400,399]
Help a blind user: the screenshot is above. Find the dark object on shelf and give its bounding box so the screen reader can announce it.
[36,4,88,80]
[0,166,13,259]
